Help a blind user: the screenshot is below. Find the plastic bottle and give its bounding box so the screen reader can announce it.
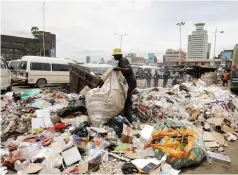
[107,129,118,141]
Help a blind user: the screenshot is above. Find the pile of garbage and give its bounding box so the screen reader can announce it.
[132,79,238,153]
[0,71,237,174]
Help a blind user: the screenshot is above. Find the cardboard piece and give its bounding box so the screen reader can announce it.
[90,127,107,134]
[78,161,89,173]
[211,131,226,145]
[207,118,224,127]
[204,122,211,130]
[120,124,133,143]
[131,158,162,173]
[207,151,231,163]
[61,146,82,166]
[125,151,145,159]
[23,163,42,174]
[222,124,235,134]
[36,108,54,128]
[205,141,220,148]
[140,125,154,141]
[203,132,216,141]
[149,166,161,174]
[31,118,44,131]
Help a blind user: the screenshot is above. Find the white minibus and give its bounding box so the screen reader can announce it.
[17,56,75,88]
[1,57,12,91]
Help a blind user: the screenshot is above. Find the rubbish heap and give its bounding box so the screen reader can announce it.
[1,70,238,174]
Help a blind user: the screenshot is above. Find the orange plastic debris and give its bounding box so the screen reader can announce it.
[148,128,198,159]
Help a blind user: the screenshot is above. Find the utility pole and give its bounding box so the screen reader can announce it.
[43,1,45,57]
[115,33,127,50]
[176,22,185,65]
[213,28,224,58]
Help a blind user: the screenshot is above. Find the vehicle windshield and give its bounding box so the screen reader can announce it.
[9,61,20,70]
[19,61,27,70]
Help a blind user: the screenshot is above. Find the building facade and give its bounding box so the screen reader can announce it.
[1,31,56,61]
[164,49,186,65]
[187,23,210,59]
[1,35,39,61]
[86,56,91,63]
[37,31,56,57]
[125,53,145,64]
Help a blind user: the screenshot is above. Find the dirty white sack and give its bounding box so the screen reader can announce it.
[86,70,128,127]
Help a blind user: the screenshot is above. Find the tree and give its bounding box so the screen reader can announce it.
[25,43,41,56]
[99,57,105,64]
[31,26,40,37]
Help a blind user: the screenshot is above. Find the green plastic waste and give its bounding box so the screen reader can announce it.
[153,119,206,169]
[114,143,130,152]
[21,88,41,100]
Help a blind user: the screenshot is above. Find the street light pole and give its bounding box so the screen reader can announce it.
[115,33,127,50]
[43,1,45,57]
[213,28,224,58]
[176,22,185,65]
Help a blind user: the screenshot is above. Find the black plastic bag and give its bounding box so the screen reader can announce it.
[121,163,138,174]
[57,99,86,117]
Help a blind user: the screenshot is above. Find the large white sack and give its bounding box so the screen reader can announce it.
[86,70,128,127]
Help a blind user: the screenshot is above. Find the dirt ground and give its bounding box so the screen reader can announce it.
[182,141,238,174]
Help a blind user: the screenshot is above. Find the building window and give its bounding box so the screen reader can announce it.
[31,62,51,71]
[52,64,69,71]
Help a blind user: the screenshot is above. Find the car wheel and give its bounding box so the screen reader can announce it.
[36,78,47,88]
[7,85,12,91]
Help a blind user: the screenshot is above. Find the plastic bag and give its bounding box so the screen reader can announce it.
[21,89,41,100]
[150,119,206,169]
[19,142,42,161]
[86,70,128,127]
[0,167,7,175]
[57,99,86,117]
[44,153,63,168]
[31,99,51,109]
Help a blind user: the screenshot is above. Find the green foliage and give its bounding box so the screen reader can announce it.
[25,42,41,55]
[31,26,39,36]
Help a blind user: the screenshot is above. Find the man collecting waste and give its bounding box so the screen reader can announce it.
[163,66,170,88]
[112,48,137,123]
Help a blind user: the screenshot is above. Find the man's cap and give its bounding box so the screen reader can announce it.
[112,48,122,56]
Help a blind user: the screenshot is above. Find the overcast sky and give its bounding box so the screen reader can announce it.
[1,1,238,62]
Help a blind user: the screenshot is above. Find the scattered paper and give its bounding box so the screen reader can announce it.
[32,118,44,131]
[160,163,181,175]
[203,131,216,141]
[78,161,89,173]
[222,124,235,134]
[140,125,154,141]
[131,158,162,172]
[207,118,224,127]
[225,132,238,141]
[211,131,226,145]
[205,141,220,148]
[61,146,82,166]
[207,151,231,163]
[23,163,42,174]
[36,108,54,128]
